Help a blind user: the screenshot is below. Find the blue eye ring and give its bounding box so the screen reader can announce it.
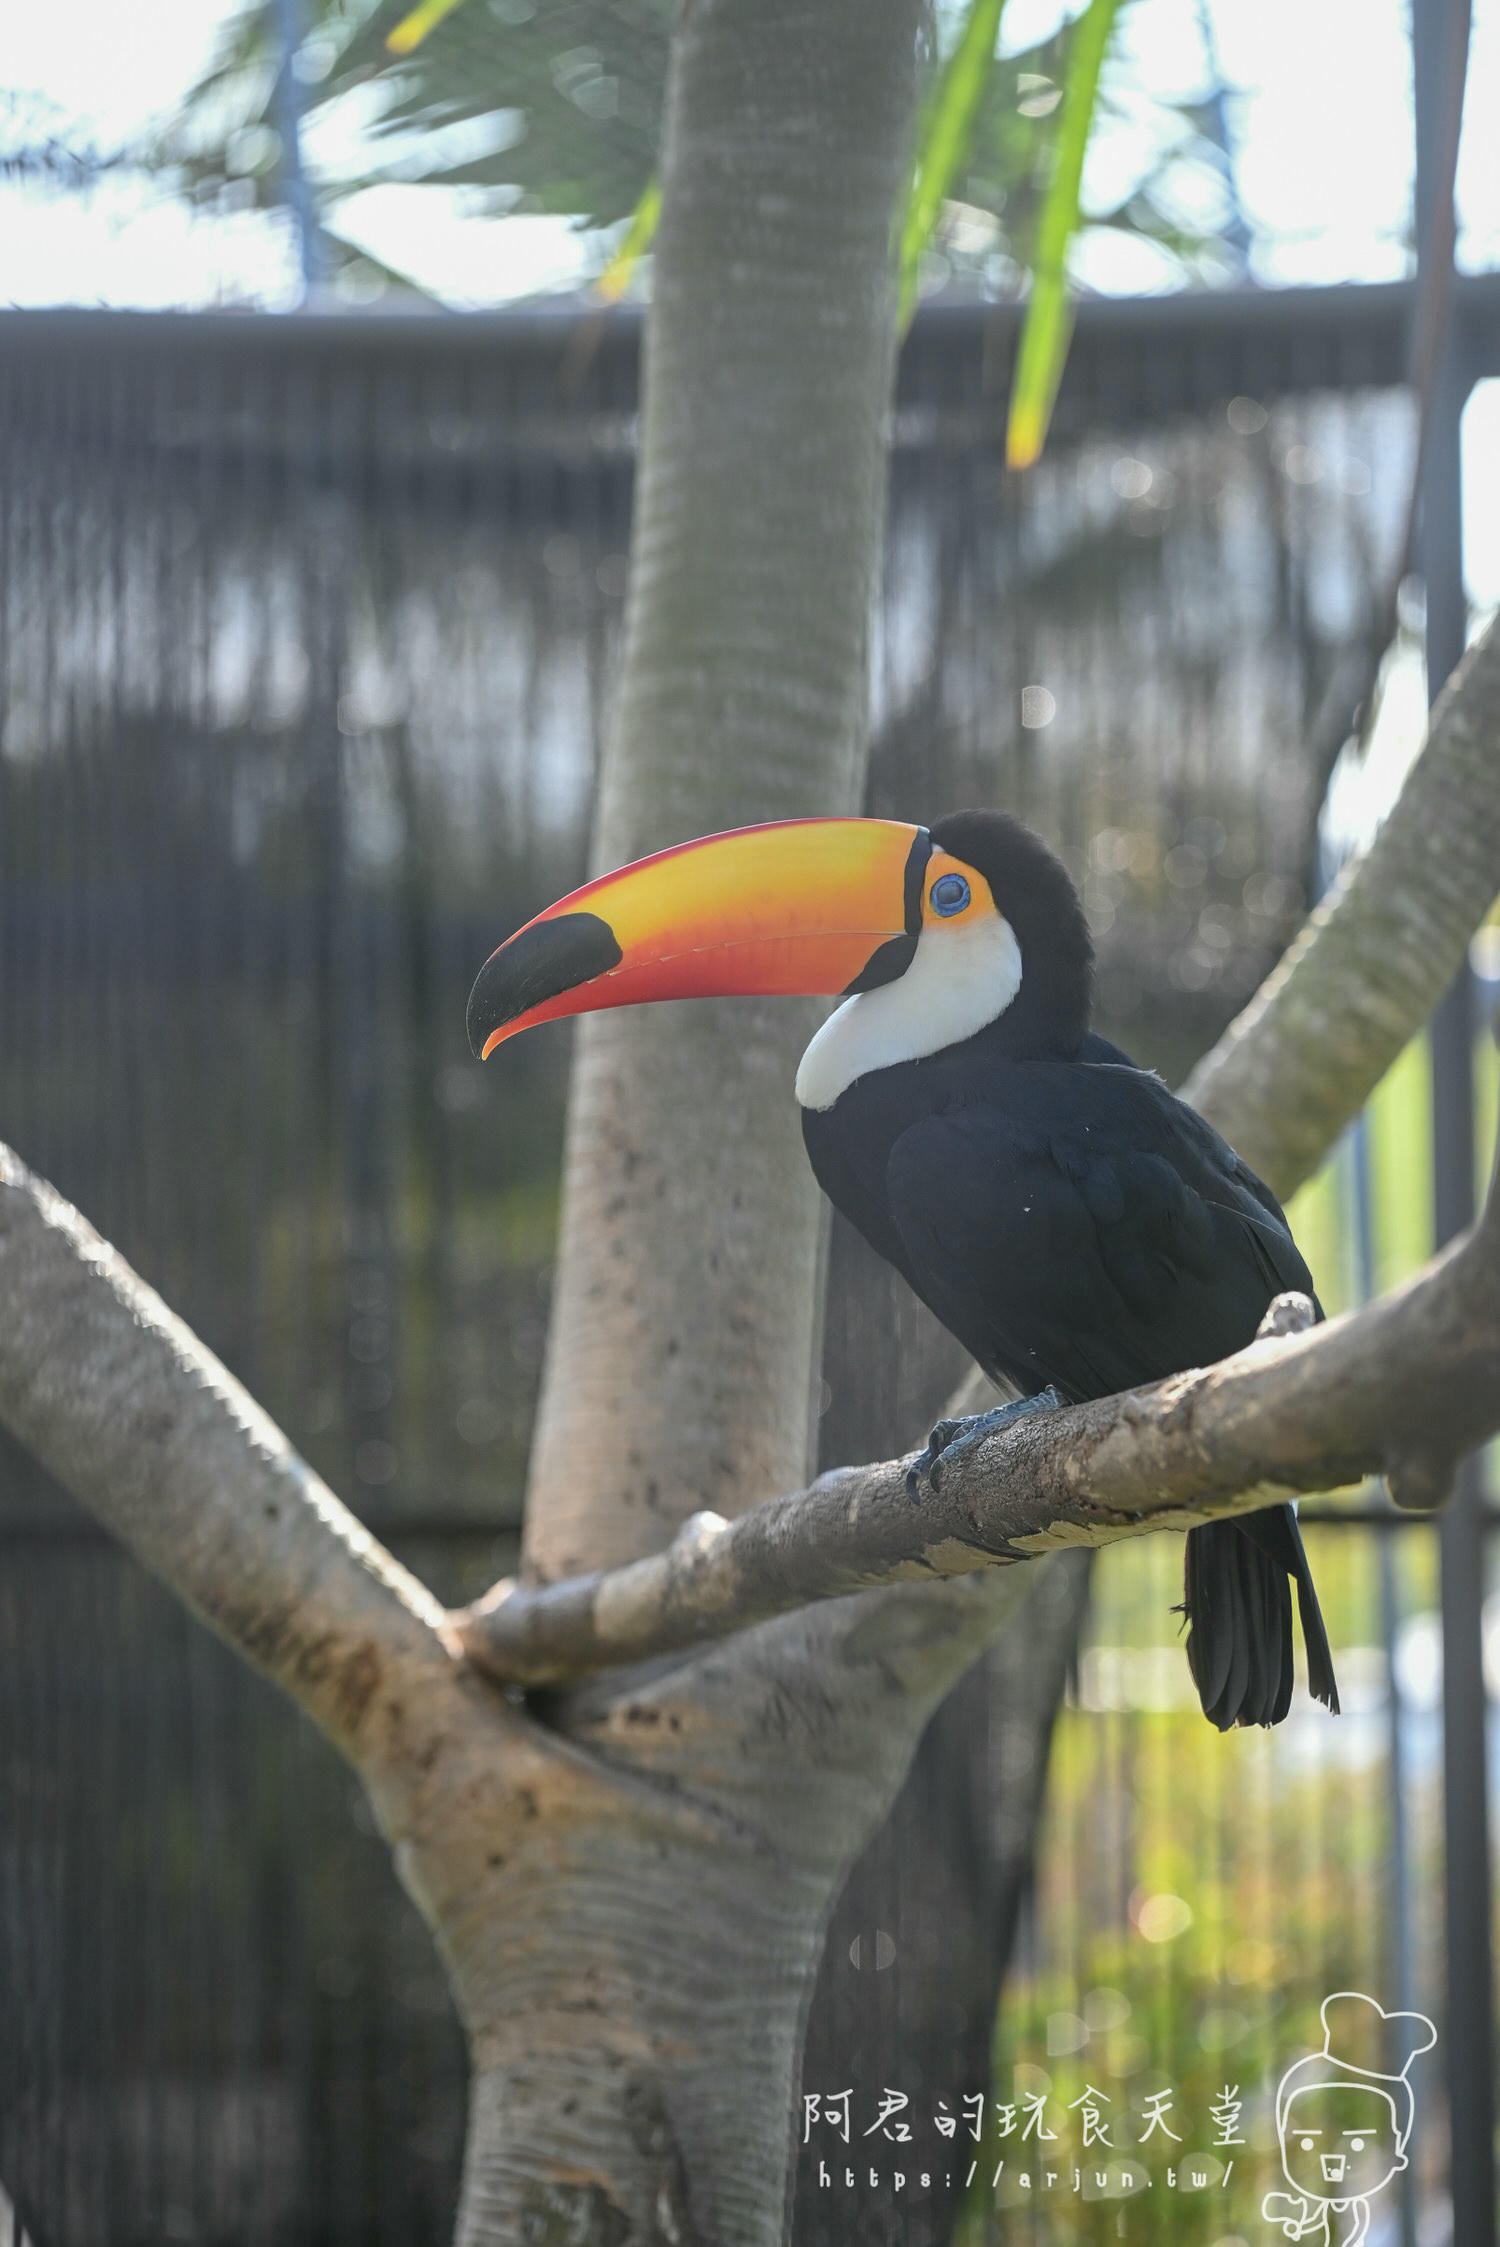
[930,873,971,917]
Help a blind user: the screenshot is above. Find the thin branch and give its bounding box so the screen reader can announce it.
[0,1142,460,1773]
[1183,610,1500,1200]
[457,1152,1500,1687]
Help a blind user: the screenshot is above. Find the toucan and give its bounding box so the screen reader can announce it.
[467,809,1339,1729]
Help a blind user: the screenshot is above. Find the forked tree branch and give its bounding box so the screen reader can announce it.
[457,1142,1500,1687]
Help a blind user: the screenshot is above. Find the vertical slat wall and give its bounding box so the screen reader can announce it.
[0,294,1492,2246]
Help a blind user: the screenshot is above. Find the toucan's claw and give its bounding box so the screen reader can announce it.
[905,1418,964,1501]
[905,1387,1063,1502]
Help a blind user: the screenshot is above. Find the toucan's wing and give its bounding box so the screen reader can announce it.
[800,1101,921,1291]
[882,1090,1308,1401]
[884,1080,1337,1726]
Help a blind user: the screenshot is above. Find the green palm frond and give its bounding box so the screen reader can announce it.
[1005,0,1120,469]
[897,0,1008,332]
[386,0,471,55]
[597,174,659,301]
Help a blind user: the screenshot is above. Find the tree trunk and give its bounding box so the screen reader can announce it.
[436,0,930,2236]
[794,1550,1092,2247]
[429,1571,1034,2246]
[523,0,925,1583]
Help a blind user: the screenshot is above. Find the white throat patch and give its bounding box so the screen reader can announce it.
[794,913,1023,1111]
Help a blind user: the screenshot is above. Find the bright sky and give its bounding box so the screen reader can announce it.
[2,0,1499,600]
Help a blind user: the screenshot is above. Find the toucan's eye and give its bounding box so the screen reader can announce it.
[930,873,970,917]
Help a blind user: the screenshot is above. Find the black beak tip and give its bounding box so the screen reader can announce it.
[465,957,502,1058]
[466,910,623,1059]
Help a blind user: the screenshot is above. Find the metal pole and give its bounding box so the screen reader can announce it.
[1411,8,1493,2245]
[1378,1523,1423,2247]
[1347,1111,1421,2247]
[1326,794,1423,2247]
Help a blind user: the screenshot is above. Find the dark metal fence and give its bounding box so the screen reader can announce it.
[1,283,1496,2244]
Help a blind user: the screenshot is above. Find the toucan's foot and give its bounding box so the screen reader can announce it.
[905,1387,1063,1501]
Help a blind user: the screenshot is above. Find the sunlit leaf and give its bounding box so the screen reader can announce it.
[597,175,660,302]
[1005,0,1119,470]
[386,0,472,56]
[897,0,1008,332]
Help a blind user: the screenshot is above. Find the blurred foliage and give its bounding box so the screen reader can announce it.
[155,0,671,284]
[150,0,1239,305]
[0,90,113,188]
[1288,1018,1497,1310]
[924,3,1239,301]
[963,1684,1441,2244]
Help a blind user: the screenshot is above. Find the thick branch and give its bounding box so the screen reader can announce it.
[1183,610,1500,1200]
[0,1142,458,1774]
[459,1167,1500,1687]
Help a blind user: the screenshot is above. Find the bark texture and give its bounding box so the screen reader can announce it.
[522,0,926,1583]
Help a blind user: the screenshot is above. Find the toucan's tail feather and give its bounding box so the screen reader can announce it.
[1183,1508,1335,1728]
[1289,1523,1340,1716]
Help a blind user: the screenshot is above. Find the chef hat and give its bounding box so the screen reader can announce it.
[1320,1993,1436,2080]
[1275,1993,1436,2152]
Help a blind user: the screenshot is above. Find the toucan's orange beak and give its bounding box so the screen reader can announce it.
[467,817,931,1058]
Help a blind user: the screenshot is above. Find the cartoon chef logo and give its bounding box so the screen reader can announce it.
[1262,1992,1436,2245]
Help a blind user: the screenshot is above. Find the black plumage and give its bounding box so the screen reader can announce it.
[800,810,1339,1729]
